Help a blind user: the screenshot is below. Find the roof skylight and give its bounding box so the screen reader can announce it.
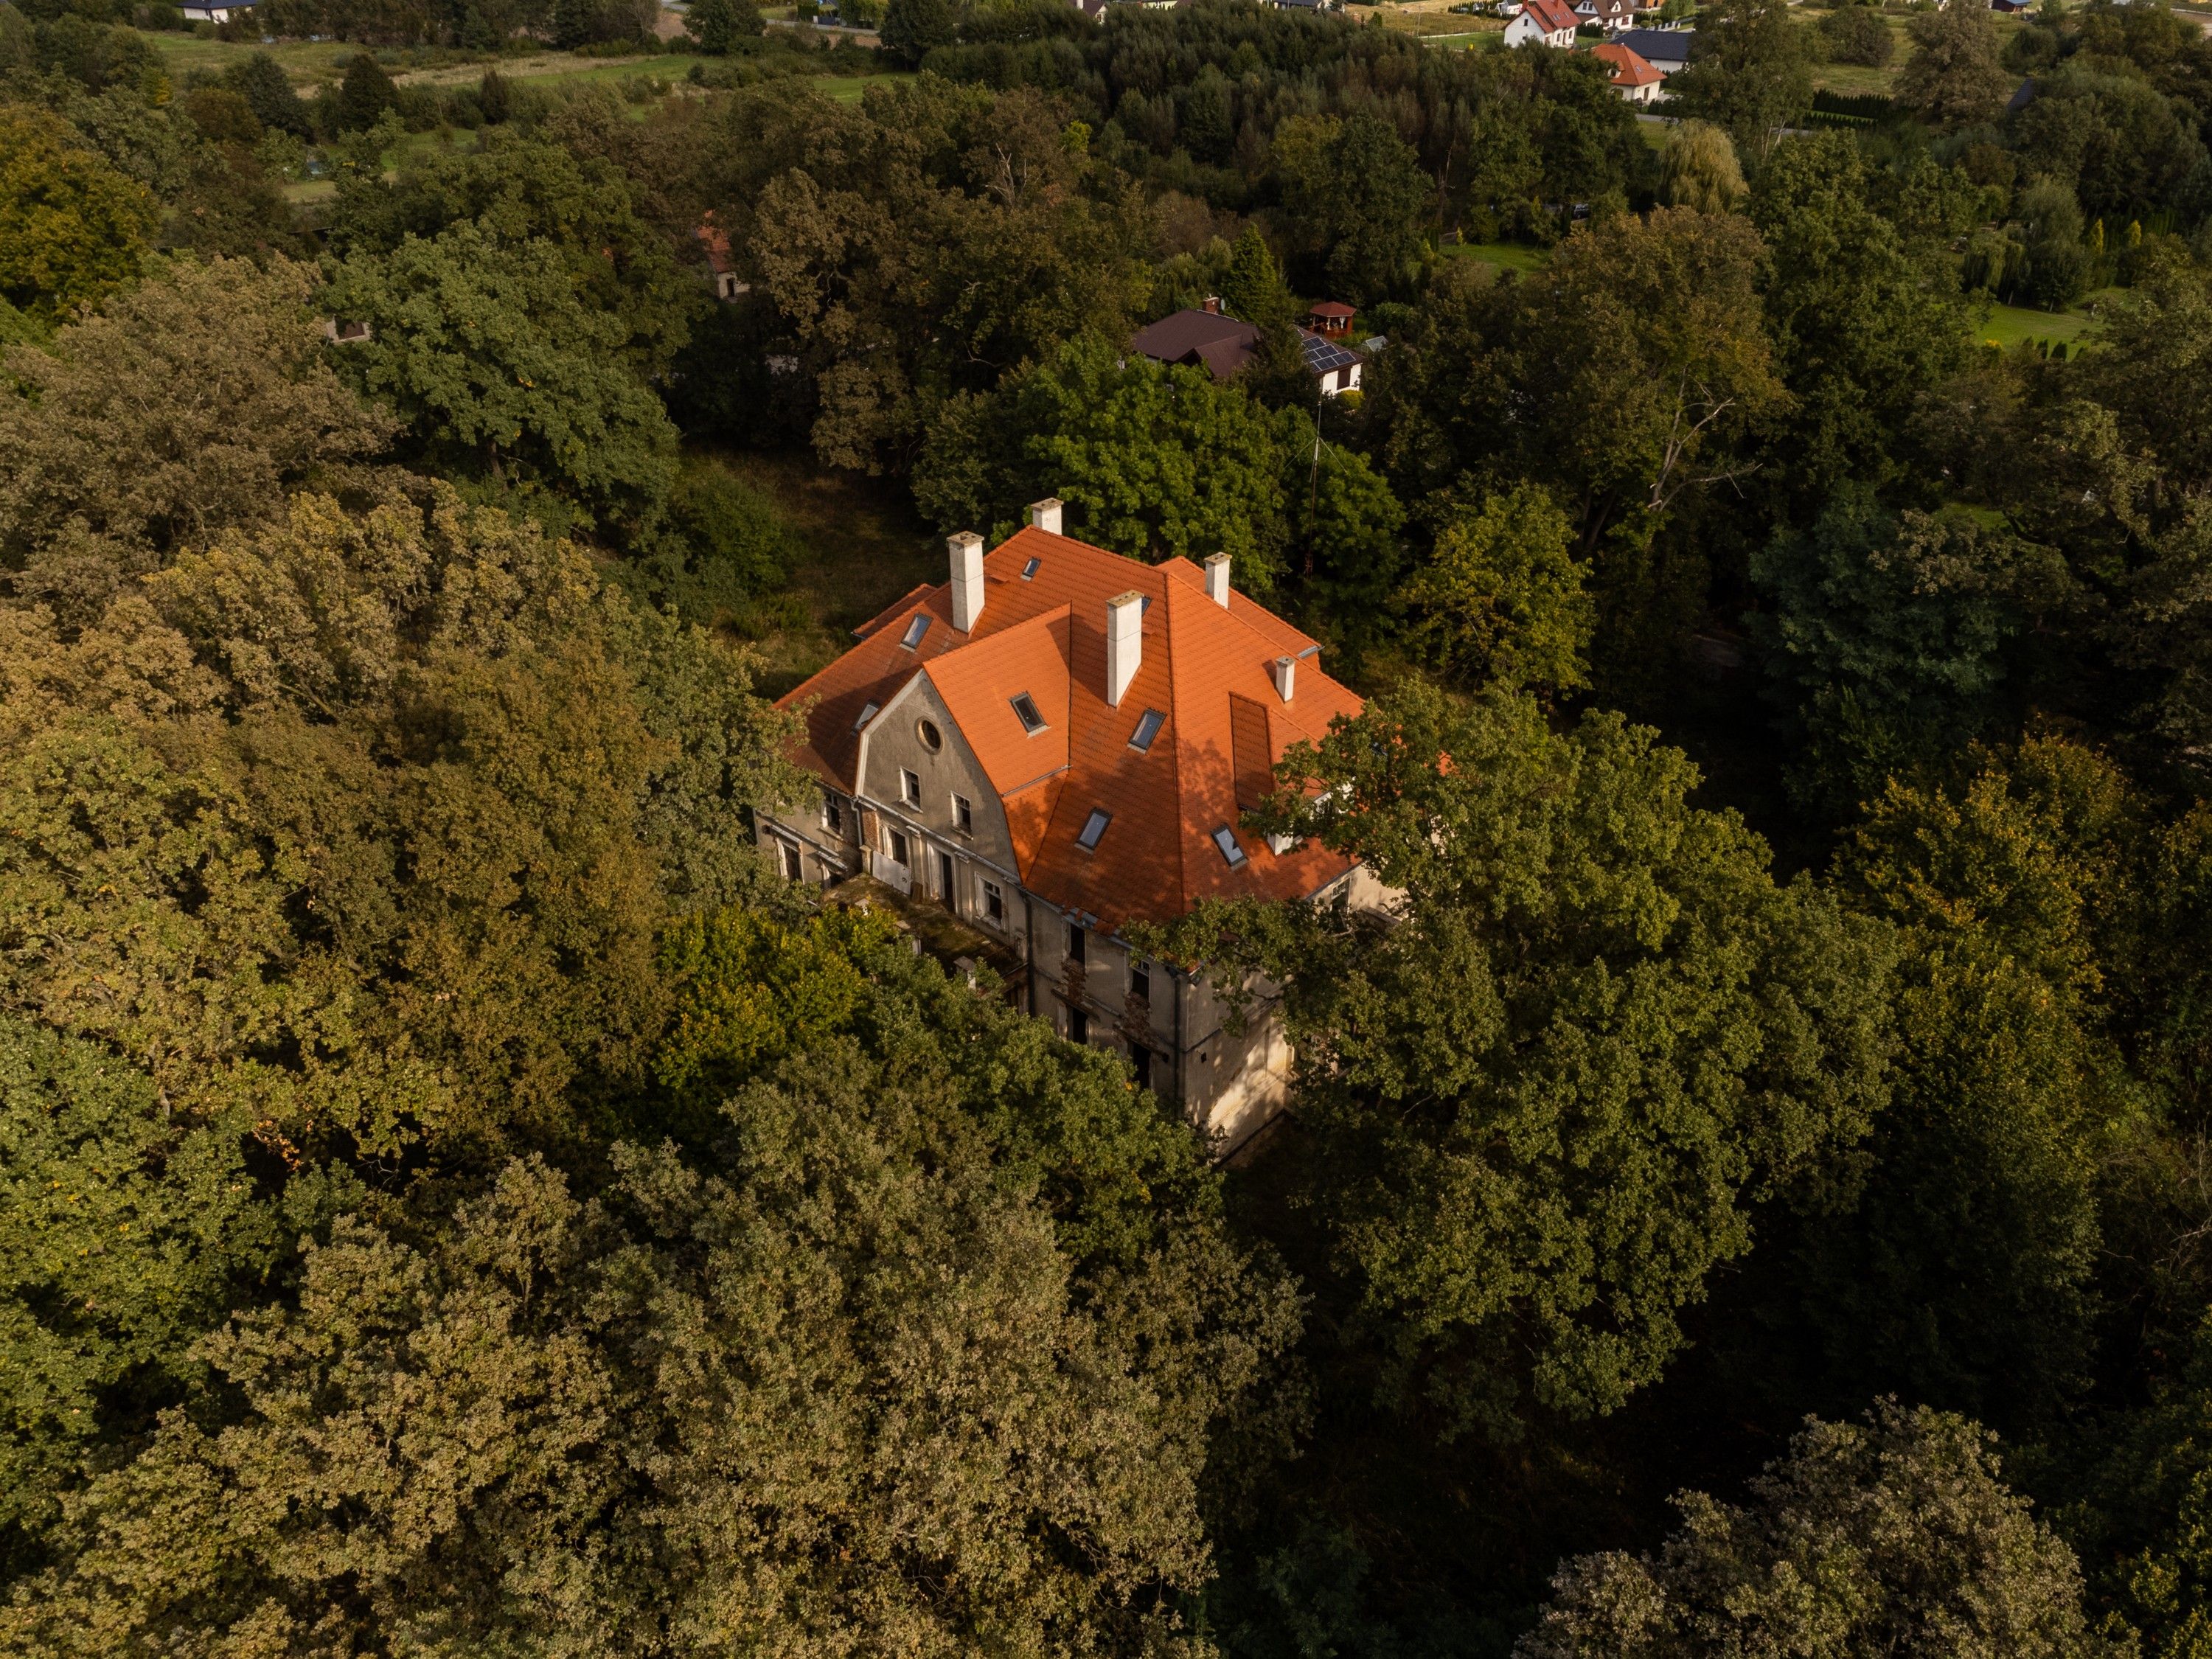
[1011,693,1046,734]
[899,613,931,650]
[1129,709,1165,753]
[1021,557,1042,580]
[1077,809,1111,851]
[1211,826,1247,868]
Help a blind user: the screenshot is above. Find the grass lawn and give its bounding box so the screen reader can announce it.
[720,450,944,700]
[1974,289,2122,352]
[808,71,907,102]
[136,30,360,86]
[1792,2,2027,97]
[1441,240,1551,283]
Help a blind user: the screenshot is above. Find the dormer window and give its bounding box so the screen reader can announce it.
[1210,826,1247,868]
[1129,709,1165,752]
[1077,809,1111,851]
[853,700,879,731]
[1011,693,1046,734]
[1021,557,1041,580]
[899,613,931,650]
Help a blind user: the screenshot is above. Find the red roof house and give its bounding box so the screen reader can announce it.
[1593,40,1664,101]
[757,502,1382,1152]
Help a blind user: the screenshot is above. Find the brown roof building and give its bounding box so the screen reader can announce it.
[757,500,1385,1152]
[1130,298,1364,394]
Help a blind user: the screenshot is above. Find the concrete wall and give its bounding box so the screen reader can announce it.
[856,673,1020,875]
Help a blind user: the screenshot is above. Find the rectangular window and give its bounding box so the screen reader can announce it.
[779,841,801,881]
[937,849,954,903]
[1011,692,1046,734]
[1128,709,1166,753]
[953,794,973,834]
[1065,921,1085,965]
[888,828,911,866]
[1130,961,1150,1004]
[899,613,931,650]
[984,880,1005,925]
[822,795,844,834]
[1067,1005,1088,1045]
[1132,1047,1152,1091]
[901,769,920,806]
[1077,808,1110,852]
[1211,826,1247,868]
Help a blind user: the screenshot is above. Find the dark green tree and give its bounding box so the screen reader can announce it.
[1750,487,2072,820]
[319,223,680,524]
[1899,0,2016,128]
[0,1018,316,1558]
[1165,683,1896,1434]
[327,133,700,374]
[914,332,1301,592]
[880,0,955,65]
[1400,482,1593,697]
[1667,0,1815,164]
[1273,111,1430,304]
[334,52,398,134]
[2,922,1301,1652]
[1749,133,1972,505]
[223,51,314,139]
[1220,222,1295,330]
[476,64,509,123]
[1520,1402,2118,1658]
[685,0,762,51]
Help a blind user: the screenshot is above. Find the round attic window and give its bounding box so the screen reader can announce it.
[917,718,944,753]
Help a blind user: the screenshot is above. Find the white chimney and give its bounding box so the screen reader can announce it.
[1204,552,1231,608]
[949,532,985,631]
[1106,591,1143,707]
[1273,654,1295,703]
[1029,497,1064,535]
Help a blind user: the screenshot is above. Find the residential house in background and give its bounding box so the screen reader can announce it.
[1505,0,1582,48]
[757,502,1386,1153]
[1593,39,1666,100]
[1130,297,1364,395]
[1613,25,1694,74]
[1574,0,1641,32]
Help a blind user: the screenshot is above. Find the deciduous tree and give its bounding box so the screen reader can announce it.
[0,105,158,322]
[1666,0,1814,164]
[1518,1402,2117,1658]
[1400,482,1593,695]
[1166,684,1896,1433]
[0,254,393,628]
[1899,0,2015,129]
[319,223,680,525]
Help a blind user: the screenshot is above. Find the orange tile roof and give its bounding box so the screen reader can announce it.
[776,526,1366,932]
[1523,0,1580,32]
[1593,40,1662,85]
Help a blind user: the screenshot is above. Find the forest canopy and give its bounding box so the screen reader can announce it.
[7,0,2212,1652]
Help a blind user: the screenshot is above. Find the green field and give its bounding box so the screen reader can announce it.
[133,27,897,98]
[1445,240,1549,271]
[1975,291,2121,352]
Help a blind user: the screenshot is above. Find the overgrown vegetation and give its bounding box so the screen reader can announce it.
[9,0,2212,1652]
